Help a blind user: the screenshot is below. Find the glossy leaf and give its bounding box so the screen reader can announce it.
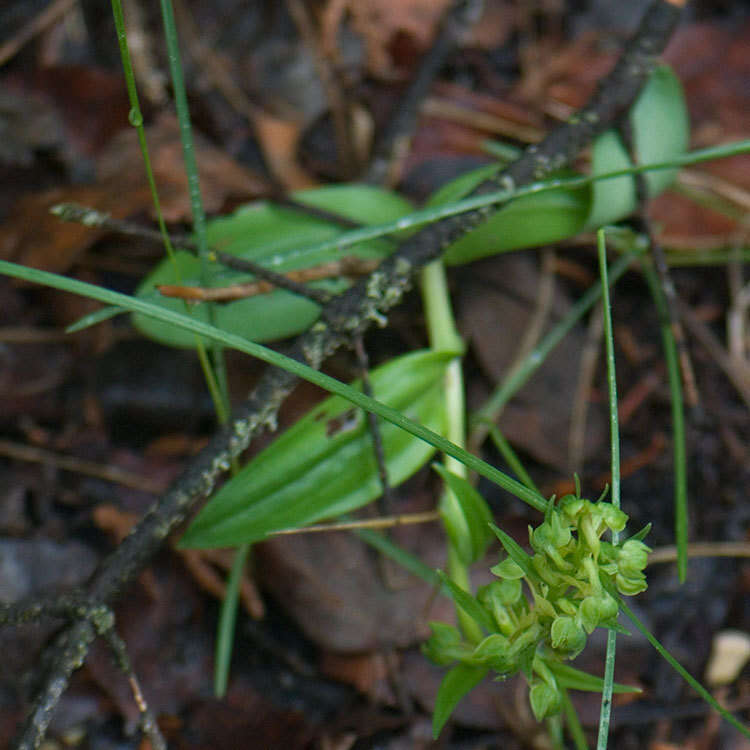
[433,66,687,263]
[179,349,452,548]
[432,663,489,738]
[434,464,494,564]
[489,522,535,580]
[440,174,591,266]
[134,184,413,347]
[585,65,688,228]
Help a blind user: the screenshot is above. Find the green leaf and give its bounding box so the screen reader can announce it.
[627,523,652,543]
[179,349,452,548]
[134,185,413,347]
[66,305,127,333]
[423,161,591,266]
[441,175,591,265]
[489,522,535,580]
[545,661,641,694]
[432,663,489,739]
[434,465,494,564]
[436,571,497,634]
[585,65,688,228]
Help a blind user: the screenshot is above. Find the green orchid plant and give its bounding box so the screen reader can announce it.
[424,487,651,736]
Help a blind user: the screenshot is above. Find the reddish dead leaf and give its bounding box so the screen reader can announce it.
[254,483,498,653]
[92,503,139,543]
[31,65,133,159]
[319,651,394,703]
[97,112,271,222]
[1,113,270,272]
[0,181,148,272]
[665,21,750,141]
[253,110,318,190]
[322,0,453,78]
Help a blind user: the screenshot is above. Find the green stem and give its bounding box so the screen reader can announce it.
[110,0,228,423]
[640,259,688,583]
[218,141,750,272]
[213,543,249,696]
[595,228,620,750]
[471,249,640,432]
[158,0,237,693]
[619,597,750,741]
[0,258,548,513]
[420,260,482,642]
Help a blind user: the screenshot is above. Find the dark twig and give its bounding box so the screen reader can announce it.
[285,0,359,175]
[101,627,167,750]
[5,3,683,746]
[51,203,333,305]
[362,0,484,186]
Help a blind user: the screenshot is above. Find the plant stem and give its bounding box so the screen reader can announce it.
[595,228,620,750]
[420,260,482,642]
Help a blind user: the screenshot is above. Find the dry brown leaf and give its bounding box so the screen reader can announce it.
[322,0,453,78]
[252,110,318,190]
[1,113,270,272]
[97,112,270,221]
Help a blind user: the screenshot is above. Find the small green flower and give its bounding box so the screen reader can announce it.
[472,633,517,673]
[422,622,472,665]
[425,489,649,734]
[529,680,561,721]
[580,592,619,633]
[617,539,651,577]
[550,615,587,657]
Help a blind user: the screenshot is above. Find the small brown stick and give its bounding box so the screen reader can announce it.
[158,257,379,302]
[648,541,750,566]
[0,0,76,66]
[51,203,333,305]
[677,298,750,409]
[100,627,167,750]
[0,438,166,494]
[568,301,604,473]
[362,0,484,185]
[285,0,358,175]
[271,510,440,534]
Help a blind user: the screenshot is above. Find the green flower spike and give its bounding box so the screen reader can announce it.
[424,490,650,734]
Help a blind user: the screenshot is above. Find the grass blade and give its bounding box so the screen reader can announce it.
[595,228,621,749]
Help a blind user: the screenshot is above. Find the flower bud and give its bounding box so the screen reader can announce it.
[529,680,561,720]
[550,616,587,656]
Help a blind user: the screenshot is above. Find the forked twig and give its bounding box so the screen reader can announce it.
[2,3,685,746]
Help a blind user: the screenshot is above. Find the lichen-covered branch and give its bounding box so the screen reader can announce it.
[3,2,683,747]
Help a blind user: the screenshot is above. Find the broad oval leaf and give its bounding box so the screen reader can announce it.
[179,349,453,548]
[440,174,591,266]
[134,184,413,347]
[433,464,494,564]
[585,64,688,229]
